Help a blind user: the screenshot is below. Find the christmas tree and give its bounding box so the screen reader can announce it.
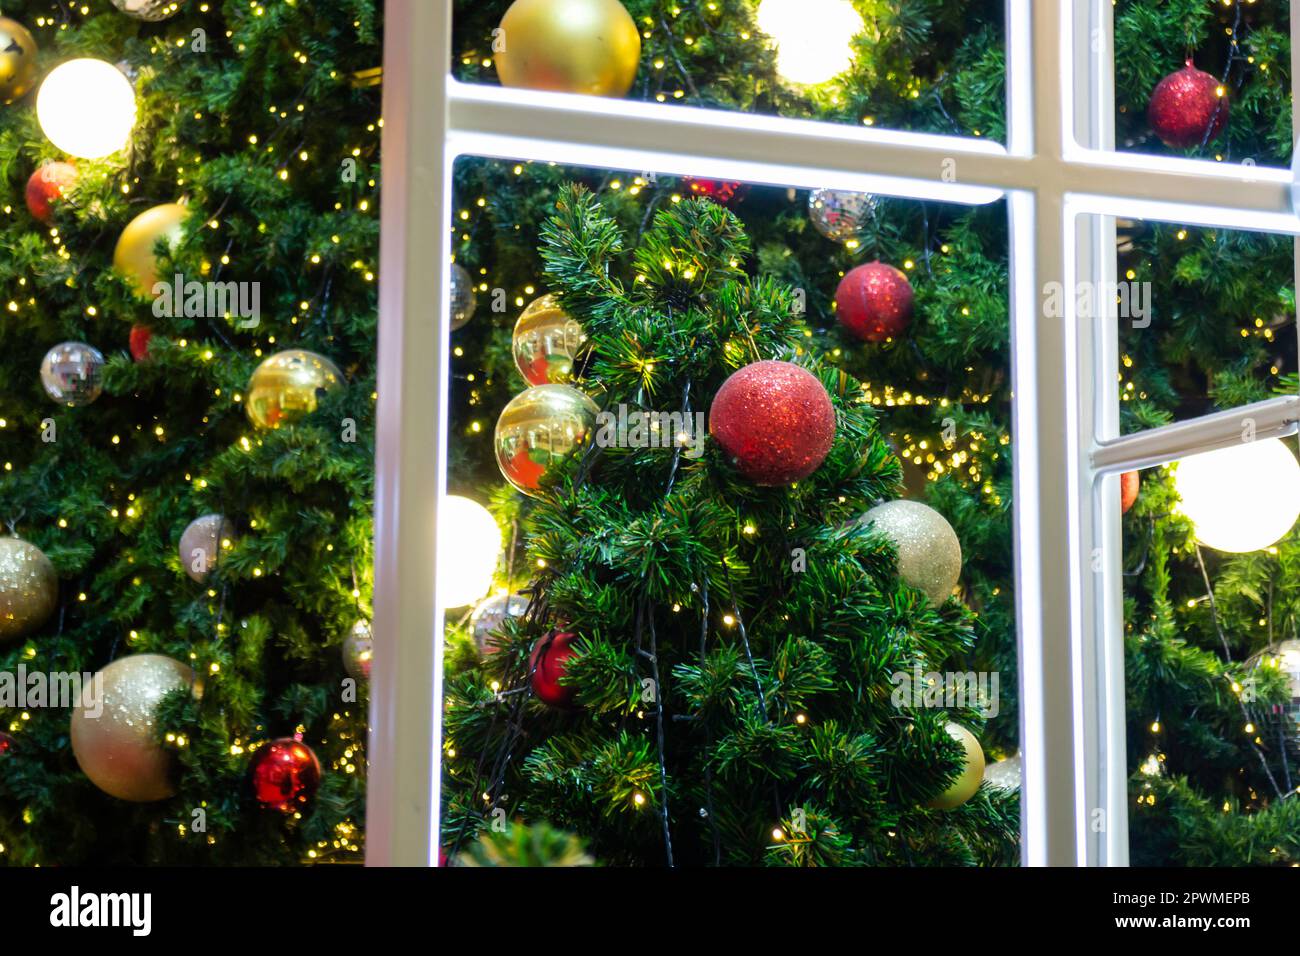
[0,0,378,864]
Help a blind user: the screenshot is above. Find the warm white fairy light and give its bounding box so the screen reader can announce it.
[1174,438,1300,553]
[36,59,137,159]
[755,0,864,86]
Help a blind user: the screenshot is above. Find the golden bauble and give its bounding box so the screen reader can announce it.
[494,384,599,497]
[495,0,641,98]
[70,654,199,802]
[513,294,588,386]
[179,514,235,583]
[0,537,57,643]
[926,722,985,810]
[0,18,39,105]
[246,349,344,429]
[859,499,962,606]
[113,202,188,299]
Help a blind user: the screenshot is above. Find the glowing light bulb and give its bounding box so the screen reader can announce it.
[1173,438,1300,553]
[437,496,502,608]
[756,0,864,86]
[37,59,137,159]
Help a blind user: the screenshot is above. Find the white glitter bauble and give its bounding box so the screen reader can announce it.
[808,188,876,244]
[41,342,104,406]
[859,499,962,606]
[982,753,1020,792]
[451,263,477,331]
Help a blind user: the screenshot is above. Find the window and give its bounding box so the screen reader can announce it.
[368,0,1300,866]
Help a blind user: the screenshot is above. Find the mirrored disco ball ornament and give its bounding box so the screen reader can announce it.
[1248,639,1300,740]
[41,342,104,406]
[111,0,185,20]
[470,592,530,657]
[245,349,343,429]
[808,188,875,244]
[494,384,600,497]
[450,263,477,331]
[513,294,588,386]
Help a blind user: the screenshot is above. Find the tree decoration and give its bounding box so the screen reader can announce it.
[1148,60,1228,149]
[755,0,864,86]
[245,349,344,430]
[835,261,914,342]
[512,293,587,386]
[40,342,105,407]
[70,654,198,802]
[249,738,322,812]
[438,496,503,608]
[859,499,962,606]
[450,263,477,331]
[494,384,600,497]
[179,514,235,583]
[1248,640,1300,744]
[0,731,13,754]
[1173,439,1300,553]
[25,162,78,224]
[494,0,641,98]
[926,722,985,809]
[808,188,875,244]
[343,619,373,681]
[708,360,836,486]
[111,0,185,20]
[681,177,745,206]
[113,202,187,298]
[470,591,530,656]
[0,537,57,643]
[982,753,1020,792]
[1120,470,1140,514]
[0,17,38,105]
[529,630,580,708]
[36,59,137,159]
[128,325,154,362]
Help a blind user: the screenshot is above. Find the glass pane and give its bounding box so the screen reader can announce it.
[452,0,1007,143]
[439,155,1019,866]
[1115,0,1291,166]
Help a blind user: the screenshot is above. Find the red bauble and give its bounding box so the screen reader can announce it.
[1120,470,1140,514]
[1148,60,1228,149]
[835,262,914,342]
[0,731,14,754]
[250,738,322,812]
[25,162,77,224]
[129,325,154,362]
[681,177,745,205]
[709,360,836,486]
[529,630,580,708]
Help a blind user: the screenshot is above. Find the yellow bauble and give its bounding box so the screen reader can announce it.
[113,203,188,299]
[246,349,344,429]
[0,17,38,105]
[0,537,57,643]
[70,654,199,802]
[513,294,588,386]
[495,0,641,98]
[926,722,985,810]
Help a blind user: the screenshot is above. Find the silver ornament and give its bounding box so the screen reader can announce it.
[343,619,373,681]
[0,537,58,643]
[470,592,529,656]
[179,514,235,583]
[1248,639,1300,740]
[982,753,1020,791]
[808,188,876,244]
[111,0,185,21]
[451,263,477,331]
[41,342,104,406]
[859,499,962,606]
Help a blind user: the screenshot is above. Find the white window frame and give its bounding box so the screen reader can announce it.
[367,0,1300,867]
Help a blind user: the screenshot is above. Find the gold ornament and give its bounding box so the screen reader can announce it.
[513,294,588,386]
[246,349,344,429]
[70,654,199,802]
[113,202,188,298]
[0,537,57,643]
[0,18,38,105]
[494,384,599,497]
[495,0,641,98]
[859,499,962,606]
[926,722,984,810]
[179,514,235,583]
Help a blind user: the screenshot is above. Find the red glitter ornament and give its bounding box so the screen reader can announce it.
[835,261,914,342]
[1121,470,1140,514]
[681,176,745,206]
[129,325,154,362]
[0,731,14,754]
[1148,60,1228,149]
[25,161,77,224]
[529,630,580,708]
[709,360,836,486]
[250,738,322,812]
